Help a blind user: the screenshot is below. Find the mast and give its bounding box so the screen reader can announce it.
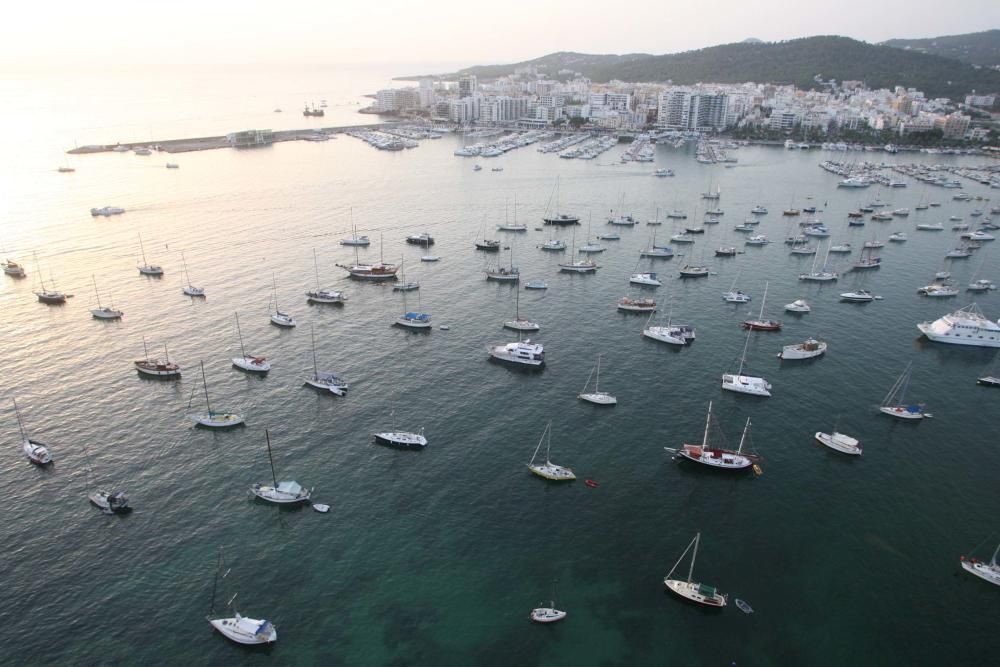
[758,281,769,319]
[264,429,277,487]
[272,273,279,312]
[702,402,712,448]
[200,361,213,416]
[92,275,102,308]
[310,324,318,379]
[737,418,751,454]
[736,329,751,376]
[182,251,192,287]
[595,354,601,392]
[12,398,27,440]
[163,343,171,364]
[991,543,999,567]
[313,248,321,290]
[529,422,547,465]
[142,335,150,362]
[235,312,247,358]
[545,420,553,464]
[139,233,148,266]
[688,532,699,583]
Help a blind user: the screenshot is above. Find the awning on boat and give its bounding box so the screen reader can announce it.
[277,481,302,495]
[698,583,717,597]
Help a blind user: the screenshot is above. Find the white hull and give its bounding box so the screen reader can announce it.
[91,308,123,320]
[182,286,206,296]
[250,483,311,503]
[23,438,52,465]
[663,579,727,607]
[304,377,347,395]
[233,356,270,372]
[530,607,567,623]
[578,392,616,405]
[135,362,181,377]
[270,312,296,327]
[528,462,575,480]
[375,431,427,448]
[208,615,277,644]
[778,341,827,359]
[643,327,687,345]
[504,320,541,331]
[917,324,1000,348]
[879,406,924,420]
[961,560,1000,587]
[306,290,346,303]
[190,413,244,428]
[814,431,862,455]
[678,445,753,470]
[721,374,771,396]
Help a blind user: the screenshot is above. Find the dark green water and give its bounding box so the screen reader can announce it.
[3,135,999,665]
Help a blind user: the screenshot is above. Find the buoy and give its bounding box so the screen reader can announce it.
[585,479,599,488]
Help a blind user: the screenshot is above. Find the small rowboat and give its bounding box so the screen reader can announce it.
[312,504,330,513]
[736,599,754,614]
[585,479,599,488]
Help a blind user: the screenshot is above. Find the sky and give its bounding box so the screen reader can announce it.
[1,0,997,69]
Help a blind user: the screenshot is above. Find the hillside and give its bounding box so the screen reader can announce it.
[882,30,1000,68]
[407,36,1000,98]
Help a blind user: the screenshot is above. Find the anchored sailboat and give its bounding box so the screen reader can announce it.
[13,398,53,465]
[722,329,772,396]
[879,362,929,419]
[189,361,244,428]
[303,324,348,395]
[207,548,278,645]
[527,421,575,480]
[668,402,758,470]
[89,275,123,320]
[663,532,727,607]
[306,248,347,303]
[137,233,164,276]
[578,354,616,405]
[232,312,270,372]
[250,430,312,504]
[180,251,205,296]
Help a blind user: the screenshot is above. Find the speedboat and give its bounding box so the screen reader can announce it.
[488,340,545,366]
[785,299,811,313]
[630,273,662,286]
[814,431,862,455]
[750,205,768,215]
[778,338,827,359]
[840,290,875,302]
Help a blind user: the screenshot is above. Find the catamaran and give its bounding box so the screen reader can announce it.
[250,430,312,504]
[642,309,695,345]
[799,242,838,281]
[879,362,928,420]
[578,354,616,405]
[663,532,727,607]
[722,329,772,396]
[232,312,270,372]
[527,422,575,480]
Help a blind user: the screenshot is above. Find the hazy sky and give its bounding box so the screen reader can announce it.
[2,0,997,68]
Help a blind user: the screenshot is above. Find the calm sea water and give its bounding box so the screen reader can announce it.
[2,66,999,666]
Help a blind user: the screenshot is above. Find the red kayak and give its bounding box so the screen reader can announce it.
[585,479,599,488]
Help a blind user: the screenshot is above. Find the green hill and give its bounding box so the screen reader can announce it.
[882,30,1000,68]
[414,36,1000,99]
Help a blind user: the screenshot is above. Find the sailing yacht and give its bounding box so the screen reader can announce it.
[722,276,751,303]
[374,400,427,448]
[269,274,296,327]
[504,288,540,331]
[497,195,528,232]
[799,242,839,281]
[305,249,347,303]
[642,310,695,345]
[722,329,772,396]
[179,251,205,296]
[530,598,567,623]
[742,282,781,330]
[32,253,67,304]
[393,256,419,291]
[303,325,348,395]
[527,422,575,480]
[960,544,1000,587]
[340,219,370,246]
[136,234,164,276]
[486,247,520,281]
[336,234,399,281]
[89,275,123,320]
[207,549,278,645]
[578,354,616,405]
[663,533,727,607]
[250,431,312,504]
[134,338,181,377]
[542,177,579,225]
[13,399,53,465]
[231,312,270,372]
[671,402,758,470]
[2,258,26,277]
[639,231,673,258]
[558,229,599,273]
[879,362,928,420]
[189,361,244,428]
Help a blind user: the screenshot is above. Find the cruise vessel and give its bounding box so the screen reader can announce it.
[916,304,1000,347]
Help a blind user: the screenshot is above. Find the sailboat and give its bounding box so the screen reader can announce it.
[558,229,599,273]
[393,256,419,291]
[339,212,370,246]
[2,257,26,277]
[84,440,130,513]
[663,532,727,607]
[977,351,1000,387]
[639,230,673,258]
[306,248,347,303]
[647,206,663,226]
[530,582,567,623]
[374,397,427,447]
[180,251,205,296]
[250,430,312,504]
[960,543,1000,587]
[579,213,606,252]
[542,177,579,225]
[879,362,928,419]
[13,398,52,465]
[496,195,528,232]
[486,246,520,281]
[741,281,782,330]
[527,422,575,480]
[134,337,181,377]
[669,401,758,470]
[189,361,244,428]
[799,242,839,281]
[722,275,751,303]
[207,548,278,645]
[32,253,67,304]
[136,233,164,276]
[303,324,348,395]
[336,233,398,281]
[89,275,123,320]
[504,287,540,331]
[232,312,270,372]
[578,354,616,405]
[722,329,772,396]
[642,308,695,345]
[269,274,296,327]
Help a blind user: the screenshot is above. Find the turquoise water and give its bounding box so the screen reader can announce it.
[2,67,1000,665]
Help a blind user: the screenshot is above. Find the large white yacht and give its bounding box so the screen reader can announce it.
[488,340,545,366]
[916,304,1000,347]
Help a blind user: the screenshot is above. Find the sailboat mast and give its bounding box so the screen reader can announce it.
[758,281,768,319]
[12,398,26,440]
[235,312,247,358]
[737,329,751,376]
[313,249,320,289]
[688,532,699,583]
[737,418,751,454]
[702,402,712,448]
[545,420,553,464]
[163,343,171,363]
[142,335,150,362]
[200,361,213,415]
[272,273,279,311]
[182,251,191,286]
[92,274,102,308]
[595,354,601,392]
[139,233,148,265]
[264,430,278,487]
[529,422,547,465]
[310,324,318,378]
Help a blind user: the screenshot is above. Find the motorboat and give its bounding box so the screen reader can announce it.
[916,223,944,231]
[723,290,751,304]
[653,168,674,177]
[666,210,687,219]
[90,206,125,217]
[945,247,973,258]
[838,177,870,188]
[744,235,769,246]
[686,226,705,234]
[630,272,662,286]
[89,490,130,514]
[829,243,852,253]
[476,239,502,251]
[962,230,995,242]
[917,303,1000,347]
[750,205,768,215]
[617,297,656,312]
[888,232,907,242]
[670,233,695,244]
[968,279,997,292]
[734,223,756,232]
[840,290,875,302]
[918,283,959,297]
[785,299,811,313]
[488,340,545,366]
[608,214,638,226]
[863,239,885,249]
[814,431,862,456]
[597,232,621,240]
[524,281,548,290]
[715,247,737,257]
[537,239,566,251]
[778,338,827,360]
[527,422,575,480]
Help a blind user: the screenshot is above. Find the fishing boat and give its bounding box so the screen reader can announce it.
[578,354,616,405]
[504,288,539,331]
[305,249,347,304]
[785,299,811,313]
[303,325,348,395]
[207,548,278,645]
[960,544,1000,587]
[134,338,181,377]
[814,429,862,456]
[2,259,26,277]
[488,339,545,366]
[231,312,270,373]
[778,338,827,360]
[742,282,781,330]
[269,274,296,327]
[32,253,67,304]
[136,234,164,276]
[542,177,579,225]
[89,275,123,320]
[617,296,656,312]
[678,264,709,278]
[917,303,1000,347]
[189,361,244,428]
[879,362,928,420]
[250,430,312,504]
[663,533,727,608]
[671,402,758,470]
[840,290,876,302]
[722,329,772,396]
[337,234,398,281]
[13,399,52,465]
[630,272,662,286]
[180,251,205,296]
[527,422,575,480]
